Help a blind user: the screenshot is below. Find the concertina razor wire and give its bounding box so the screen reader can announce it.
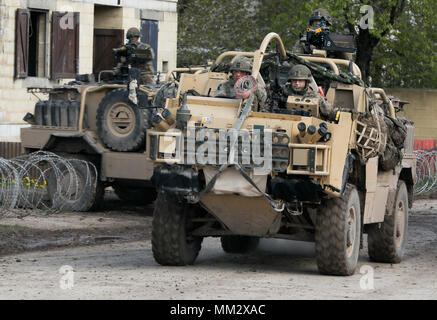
[0,151,97,217]
[0,149,434,215]
[414,149,437,196]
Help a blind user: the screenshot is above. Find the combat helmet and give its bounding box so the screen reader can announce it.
[127,27,141,40]
[309,8,332,26]
[288,65,313,82]
[230,56,253,74]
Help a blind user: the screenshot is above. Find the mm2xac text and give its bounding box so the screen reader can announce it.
[170,304,267,317]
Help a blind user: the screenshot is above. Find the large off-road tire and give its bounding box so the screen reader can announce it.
[152,193,203,266]
[367,181,409,263]
[220,236,260,254]
[96,88,152,152]
[47,159,104,212]
[315,184,361,276]
[113,184,157,205]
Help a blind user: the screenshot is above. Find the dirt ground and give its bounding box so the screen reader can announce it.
[0,192,436,300]
[0,191,153,256]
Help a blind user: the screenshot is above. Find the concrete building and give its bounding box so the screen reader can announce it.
[0,0,178,143]
[387,88,437,141]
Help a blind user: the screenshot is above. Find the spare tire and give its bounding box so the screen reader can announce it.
[97,88,152,152]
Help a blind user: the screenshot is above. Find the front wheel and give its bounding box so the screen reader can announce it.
[315,184,361,276]
[152,193,203,266]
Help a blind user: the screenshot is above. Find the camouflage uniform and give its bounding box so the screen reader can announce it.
[292,9,332,55]
[284,85,333,118]
[129,42,155,85]
[284,64,334,119]
[126,28,155,85]
[214,56,268,112]
[292,35,311,55]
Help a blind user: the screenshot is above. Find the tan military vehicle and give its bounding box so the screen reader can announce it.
[147,33,416,276]
[21,82,158,211]
[20,55,199,211]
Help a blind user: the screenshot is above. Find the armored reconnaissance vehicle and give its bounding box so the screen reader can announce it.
[147,33,416,276]
[20,42,198,211]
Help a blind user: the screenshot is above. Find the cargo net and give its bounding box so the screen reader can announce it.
[0,151,97,217]
[355,108,387,162]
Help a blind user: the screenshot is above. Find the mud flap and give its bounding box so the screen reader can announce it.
[270,177,323,202]
[151,165,204,199]
[341,153,355,196]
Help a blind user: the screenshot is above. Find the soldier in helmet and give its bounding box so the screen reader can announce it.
[292,9,354,60]
[214,56,269,112]
[126,27,155,85]
[284,64,334,119]
[292,9,332,55]
[309,8,332,28]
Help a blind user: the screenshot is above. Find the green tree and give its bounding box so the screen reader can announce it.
[177,0,437,88]
[255,0,314,49]
[370,0,437,88]
[177,0,260,67]
[326,0,407,85]
[259,0,437,87]
[258,0,408,84]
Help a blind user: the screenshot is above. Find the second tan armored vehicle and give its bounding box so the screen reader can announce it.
[20,59,200,211]
[147,33,416,276]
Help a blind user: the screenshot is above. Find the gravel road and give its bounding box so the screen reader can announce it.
[0,193,436,300]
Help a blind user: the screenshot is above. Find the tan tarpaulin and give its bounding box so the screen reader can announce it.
[203,167,267,197]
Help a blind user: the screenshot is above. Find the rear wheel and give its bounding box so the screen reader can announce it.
[47,158,104,212]
[315,184,361,276]
[221,236,260,254]
[152,193,203,266]
[367,181,408,263]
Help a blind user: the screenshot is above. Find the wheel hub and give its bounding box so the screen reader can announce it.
[107,103,135,137]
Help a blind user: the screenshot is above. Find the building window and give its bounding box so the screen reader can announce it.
[15,9,79,80]
[50,12,80,79]
[15,9,30,79]
[162,61,168,73]
[28,9,48,77]
[15,9,48,78]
